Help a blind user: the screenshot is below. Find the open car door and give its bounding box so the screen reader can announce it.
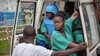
[79,0,100,56]
[10,0,37,55]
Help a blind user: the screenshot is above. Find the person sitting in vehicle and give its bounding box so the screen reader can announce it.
[36,4,58,49]
[64,2,83,44]
[64,2,85,56]
[51,10,85,56]
[12,25,87,56]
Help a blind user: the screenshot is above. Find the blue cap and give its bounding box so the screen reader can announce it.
[45,4,58,14]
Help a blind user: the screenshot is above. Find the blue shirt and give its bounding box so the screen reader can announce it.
[41,17,55,35]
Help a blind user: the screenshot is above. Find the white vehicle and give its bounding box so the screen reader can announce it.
[11,0,100,56]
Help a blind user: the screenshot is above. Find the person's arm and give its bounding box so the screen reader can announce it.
[51,31,81,51]
[51,43,87,56]
[43,32,51,41]
[68,42,87,48]
[71,10,78,21]
[41,22,51,41]
[68,42,79,48]
[64,10,78,31]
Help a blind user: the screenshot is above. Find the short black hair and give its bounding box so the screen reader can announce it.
[57,11,65,17]
[23,25,36,37]
[54,11,65,21]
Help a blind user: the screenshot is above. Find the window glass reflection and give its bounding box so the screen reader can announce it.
[82,3,100,50]
[16,2,36,35]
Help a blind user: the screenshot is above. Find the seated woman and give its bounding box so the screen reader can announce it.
[51,10,85,56]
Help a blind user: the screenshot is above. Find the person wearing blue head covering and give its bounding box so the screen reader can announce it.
[36,4,58,49]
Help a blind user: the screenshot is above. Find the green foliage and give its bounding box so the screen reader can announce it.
[0,40,10,55]
[0,27,12,55]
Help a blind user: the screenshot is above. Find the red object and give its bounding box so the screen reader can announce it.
[4,18,7,24]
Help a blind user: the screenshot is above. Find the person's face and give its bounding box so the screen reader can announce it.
[46,12,54,19]
[54,16,64,30]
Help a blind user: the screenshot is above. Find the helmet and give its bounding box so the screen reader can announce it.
[45,4,58,14]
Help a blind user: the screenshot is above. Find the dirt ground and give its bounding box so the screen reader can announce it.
[0,54,10,56]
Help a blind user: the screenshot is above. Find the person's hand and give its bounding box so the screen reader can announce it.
[77,42,87,51]
[43,32,51,42]
[71,10,78,21]
[46,35,51,42]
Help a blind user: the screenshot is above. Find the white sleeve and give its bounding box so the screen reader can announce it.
[12,48,18,56]
[38,47,53,56]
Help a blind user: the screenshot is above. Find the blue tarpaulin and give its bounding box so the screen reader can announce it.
[0,12,22,26]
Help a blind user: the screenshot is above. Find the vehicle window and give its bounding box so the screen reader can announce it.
[82,3,100,50]
[16,2,36,35]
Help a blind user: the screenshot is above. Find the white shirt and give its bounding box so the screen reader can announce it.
[12,43,53,56]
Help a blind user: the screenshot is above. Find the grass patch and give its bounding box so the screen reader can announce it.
[0,25,26,55]
[0,40,10,55]
[0,26,24,55]
[0,27,12,55]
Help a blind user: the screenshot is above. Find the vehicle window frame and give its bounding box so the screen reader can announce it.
[81,2,100,51]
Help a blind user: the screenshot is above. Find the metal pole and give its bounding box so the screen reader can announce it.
[10,0,20,55]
